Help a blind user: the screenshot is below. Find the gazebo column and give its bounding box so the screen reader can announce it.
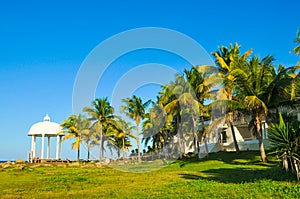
[31,136,34,159]
[41,134,45,159]
[59,135,63,159]
[56,135,59,159]
[33,136,36,158]
[47,136,50,159]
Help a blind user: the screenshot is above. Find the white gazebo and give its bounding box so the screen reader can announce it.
[28,114,64,162]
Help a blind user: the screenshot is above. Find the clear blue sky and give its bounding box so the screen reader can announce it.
[0,0,299,160]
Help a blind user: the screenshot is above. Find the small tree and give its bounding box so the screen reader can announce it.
[61,114,90,161]
[268,114,300,173]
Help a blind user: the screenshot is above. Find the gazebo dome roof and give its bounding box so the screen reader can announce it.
[28,114,63,136]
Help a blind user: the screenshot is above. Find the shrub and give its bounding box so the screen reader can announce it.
[268,113,300,179]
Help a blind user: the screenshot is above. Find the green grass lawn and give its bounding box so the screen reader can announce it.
[0,151,299,199]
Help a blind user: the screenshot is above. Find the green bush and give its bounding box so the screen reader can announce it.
[268,113,300,177]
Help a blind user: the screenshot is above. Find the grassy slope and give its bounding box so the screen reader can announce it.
[0,151,299,199]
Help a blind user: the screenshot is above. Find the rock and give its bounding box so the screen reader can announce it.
[2,163,11,169]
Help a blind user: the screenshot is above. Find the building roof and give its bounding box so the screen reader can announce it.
[28,114,64,136]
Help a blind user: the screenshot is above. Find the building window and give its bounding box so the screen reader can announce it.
[219,130,227,143]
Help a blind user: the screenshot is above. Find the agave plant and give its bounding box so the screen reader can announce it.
[268,113,300,174]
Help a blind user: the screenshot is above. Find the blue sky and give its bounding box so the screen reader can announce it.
[0,0,299,160]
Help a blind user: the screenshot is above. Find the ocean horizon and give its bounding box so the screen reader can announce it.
[0,160,16,163]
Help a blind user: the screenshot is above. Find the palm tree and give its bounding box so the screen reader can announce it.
[197,43,253,153]
[121,95,151,162]
[81,124,96,160]
[292,28,300,57]
[142,103,170,158]
[184,67,215,156]
[83,97,115,161]
[235,55,300,162]
[157,86,181,155]
[106,119,134,161]
[61,114,90,161]
[265,64,300,123]
[234,56,276,162]
[160,84,187,157]
[158,74,200,157]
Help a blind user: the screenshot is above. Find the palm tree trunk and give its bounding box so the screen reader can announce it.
[283,154,289,171]
[122,138,125,164]
[176,116,183,159]
[227,90,240,153]
[87,148,90,160]
[201,115,205,132]
[199,115,209,159]
[230,121,240,153]
[200,115,205,154]
[204,133,209,157]
[293,158,299,180]
[171,135,175,155]
[117,149,120,159]
[163,133,168,158]
[99,122,103,161]
[136,122,141,162]
[181,129,185,155]
[178,129,183,159]
[256,115,267,162]
[179,117,186,157]
[78,145,80,161]
[191,115,198,154]
[228,111,240,153]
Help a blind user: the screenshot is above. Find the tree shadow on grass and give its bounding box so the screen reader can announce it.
[176,151,297,183]
[179,166,297,183]
[179,173,202,180]
[178,151,278,168]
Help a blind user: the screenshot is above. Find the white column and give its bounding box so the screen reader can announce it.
[33,136,36,158]
[47,136,50,159]
[56,135,59,159]
[59,135,62,159]
[41,134,45,159]
[30,136,34,162]
[31,136,34,157]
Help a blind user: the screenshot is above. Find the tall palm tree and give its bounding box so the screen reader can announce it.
[142,103,170,158]
[61,114,90,161]
[197,43,253,153]
[121,95,151,162]
[234,56,276,162]
[83,97,115,161]
[237,55,300,162]
[157,86,179,156]
[158,74,200,157]
[236,55,300,162]
[184,67,215,155]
